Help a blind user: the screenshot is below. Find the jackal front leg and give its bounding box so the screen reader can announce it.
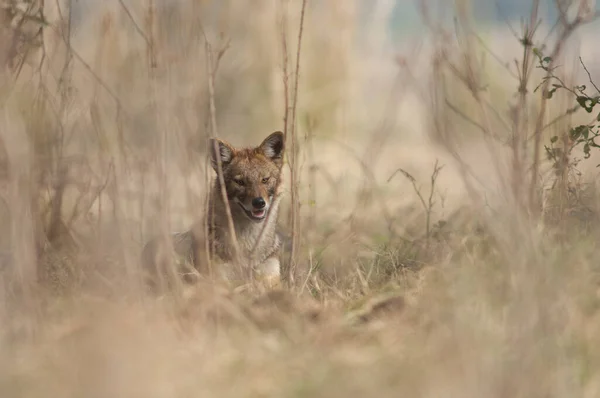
[254,257,282,290]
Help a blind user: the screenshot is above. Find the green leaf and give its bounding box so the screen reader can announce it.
[596,111,600,122]
[570,125,588,140]
[550,135,558,143]
[584,143,591,158]
[545,88,557,99]
[577,96,595,113]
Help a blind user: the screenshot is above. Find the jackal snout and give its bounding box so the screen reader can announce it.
[233,185,272,221]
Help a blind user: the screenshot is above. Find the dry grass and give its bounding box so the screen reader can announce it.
[1,0,600,397]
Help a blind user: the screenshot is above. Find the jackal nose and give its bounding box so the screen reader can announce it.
[252,197,266,209]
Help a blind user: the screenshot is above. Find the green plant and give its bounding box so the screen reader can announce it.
[534,50,600,164]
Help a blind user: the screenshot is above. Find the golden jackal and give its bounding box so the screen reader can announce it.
[141,131,286,292]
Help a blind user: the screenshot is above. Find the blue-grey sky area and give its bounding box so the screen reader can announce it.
[388,0,600,35]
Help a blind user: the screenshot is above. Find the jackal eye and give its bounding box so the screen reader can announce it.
[233,177,245,186]
[261,177,270,184]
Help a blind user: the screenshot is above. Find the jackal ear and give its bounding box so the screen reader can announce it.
[209,138,234,171]
[259,131,285,165]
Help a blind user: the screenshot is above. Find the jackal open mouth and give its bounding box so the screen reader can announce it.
[237,202,267,221]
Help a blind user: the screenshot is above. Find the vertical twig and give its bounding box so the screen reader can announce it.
[286,0,308,284]
[511,1,539,214]
[204,38,241,273]
[50,0,72,248]
[280,0,290,144]
[57,0,72,94]
[146,0,157,69]
[306,117,316,233]
[146,0,179,294]
[200,35,229,280]
[203,142,214,278]
[279,0,291,281]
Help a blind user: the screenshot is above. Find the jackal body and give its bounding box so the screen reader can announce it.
[141,131,286,291]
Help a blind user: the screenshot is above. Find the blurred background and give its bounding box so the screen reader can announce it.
[1,1,600,397]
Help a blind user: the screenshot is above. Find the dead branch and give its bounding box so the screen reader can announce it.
[388,160,444,250]
[204,38,241,274]
[287,0,308,283]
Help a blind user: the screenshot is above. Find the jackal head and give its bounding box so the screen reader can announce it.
[209,131,285,222]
